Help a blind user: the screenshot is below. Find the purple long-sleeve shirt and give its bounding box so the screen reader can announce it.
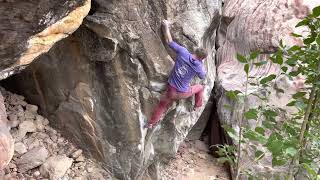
[168,41,206,92]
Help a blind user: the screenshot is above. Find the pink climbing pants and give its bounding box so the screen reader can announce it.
[148,84,204,125]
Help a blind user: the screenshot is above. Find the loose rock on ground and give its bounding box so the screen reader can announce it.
[1,87,111,180]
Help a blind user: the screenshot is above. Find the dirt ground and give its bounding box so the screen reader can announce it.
[161,139,230,180]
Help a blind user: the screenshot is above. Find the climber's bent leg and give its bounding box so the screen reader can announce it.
[173,84,204,108]
[145,87,174,128]
[192,85,204,108]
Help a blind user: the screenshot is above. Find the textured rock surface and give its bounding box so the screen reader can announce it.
[40,155,73,180]
[3,0,222,179]
[215,0,320,178]
[1,88,110,179]
[0,0,91,80]
[16,146,49,173]
[0,92,14,170]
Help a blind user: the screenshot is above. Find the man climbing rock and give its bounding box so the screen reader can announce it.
[144,19,208,129]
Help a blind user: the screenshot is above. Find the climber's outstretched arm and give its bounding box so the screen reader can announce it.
[162,20,173,44]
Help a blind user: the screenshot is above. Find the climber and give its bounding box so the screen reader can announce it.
[144,19,208,129]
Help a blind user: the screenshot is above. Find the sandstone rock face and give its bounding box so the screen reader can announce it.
[0,92,14,170]
[215,0,320,177]
[0,0,91,80]
[3,0,222,179]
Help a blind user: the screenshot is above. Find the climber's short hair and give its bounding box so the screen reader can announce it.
[195,47,208,60]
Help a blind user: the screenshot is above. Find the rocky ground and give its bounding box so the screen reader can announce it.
[161,139,230,180]
[0,87,111,180]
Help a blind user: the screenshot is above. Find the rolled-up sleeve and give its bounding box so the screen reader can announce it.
[169,41,187,54]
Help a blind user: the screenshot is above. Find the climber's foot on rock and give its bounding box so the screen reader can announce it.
[193,106,201,112]
[143,122,155,129]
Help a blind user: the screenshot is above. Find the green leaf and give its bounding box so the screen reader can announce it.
[222,125,238,140]
[302,163,317,176]
[250,51,259,60]
[243,130,267,144]
[244,109,258,120]
[255,127,265,135]
[272,53,283,65]
[289,70,300,76]
[254,61,268,67]
[295,19,309,27]
[292,92,306,99]
[267,139,283,155]
[286,57,298,66]
[272,158,287,166]
[236,53,247,63]
[262,120,276,129]
[316,34,320,46]
[304,37,315,44]
[226,90,242,100]
[254,150,265,160]
[312,6,320,17]
[260,74,276,84]
[285,147,297,157]
[287,101,296,106]
[289,45,301,51]
[291,33,302,38]
[279,39,284,48]
[281,66,288,73]
[244,64,249,74]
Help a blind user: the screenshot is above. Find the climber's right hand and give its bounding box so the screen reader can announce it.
[162,20,170,28]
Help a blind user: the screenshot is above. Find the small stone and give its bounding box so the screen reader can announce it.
[14,142,27,155]
[26,104,38,113]
[20,101,27,107]
[197,153,206,159]
[57,137,64,144]
[15,121,36,141]
[35,118,45,131]
[35,115,44,121]
[16,147,49,173]
[43,119,49,126]
[27,138,40,149]
[8,120,20,128]
[24,111,35,119]
[40,155,73,180]
[8,163,16,169]
[33,171,40,177]
[75,155,85,162]
[50,135,58,142]
[71,149,83,159]
[87,167,93,173]
[8,114,18,121]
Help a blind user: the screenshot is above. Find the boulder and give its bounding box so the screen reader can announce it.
[2,0,222,179]
[16,146,49,173]
[40,155,73,180]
